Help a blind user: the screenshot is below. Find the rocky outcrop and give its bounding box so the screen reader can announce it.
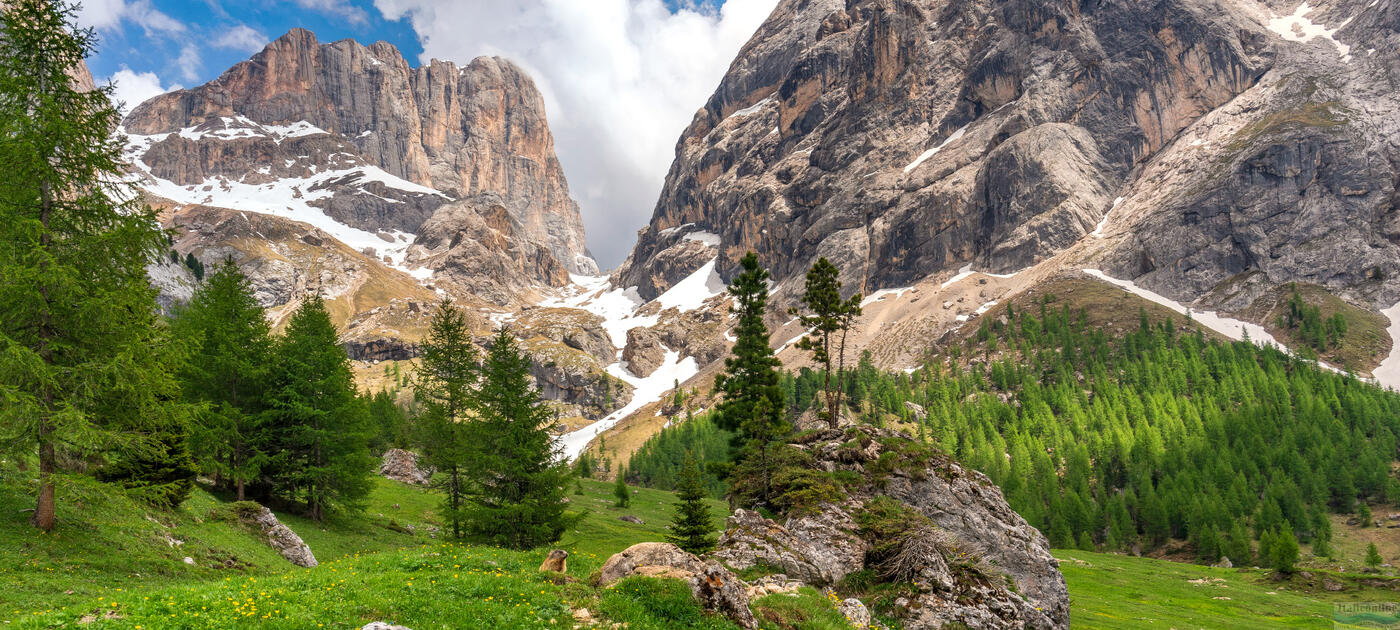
[344,338,419,362]
[524,336,632,420]
[712,507,866,586]
[714,426,1068,629]
[597,543,757,629]
[378,449,431,486]
[622,327,666,378]
[125,28,594,275]
[236,505,317,568]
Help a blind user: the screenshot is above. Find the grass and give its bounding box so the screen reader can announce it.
[1237,283,1392,374]
[1056,549,1400,629]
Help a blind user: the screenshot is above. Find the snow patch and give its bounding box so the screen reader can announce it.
[1084,270,1286,345]
[1373,302,1400,390]
[1267,2,1352,61]
[539,274,654,350]
[653,259,726,313]
[728,96,774,120]
[1091,197,1124,239]
[682,231,721,247]
[940,264,976,290]
[559,350,700,460]
[904,124,969,174]
[861,287,914,307]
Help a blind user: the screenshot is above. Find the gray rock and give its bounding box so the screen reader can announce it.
[597,542,757,629]
[837,597,872,628]
[618,515,645,525]
[623,327,667,378]
[712,506,866,586]
[236,505,317,568]
[379,449,431,486]
[361,623,412,630]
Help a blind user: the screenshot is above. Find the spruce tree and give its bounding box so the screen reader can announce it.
[0,0,191,530]
[412,299,479,539]
[464,329,576,549]
[265,297,374,520]
[714,252,788,505]
[1267,525,1300,575]
[790,257,862,428]
[614,469,632,508]
[667,452,716,554]
[1366,543,1383,570]
[170,259,272,500]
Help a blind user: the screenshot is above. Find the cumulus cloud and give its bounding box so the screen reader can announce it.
[374,0,779,268]
[107,66,181,115]
[213,24,269,54]
[76,0,186,35]
[175,44,202,82]
[295,0,370,26]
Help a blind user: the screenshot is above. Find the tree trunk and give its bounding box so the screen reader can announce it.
[32,434,56,531]
[236,478,245,502]
[835,324,850,426]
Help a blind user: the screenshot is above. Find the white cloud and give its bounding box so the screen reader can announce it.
[176,44,201,82]
[295,0,370,26]
[107,67,180,115]
[373,0,779,268]
[213,24,269,54]
[76,0,186,35]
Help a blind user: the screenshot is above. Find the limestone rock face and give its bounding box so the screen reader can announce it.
[712,507,866,586]
[614,0,1400,317]
[237,505,317,568]
[622,327,666,378]
[125,28,594,276]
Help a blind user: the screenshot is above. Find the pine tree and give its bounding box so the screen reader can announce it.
[614,469,631,508]
[667,452,716,554]
[170,259,272,501]
[98,422,198,507]
[1267,525,1300,575]
[1366,543,1383,570]
[0,0,192,530]
[265,297,374,521]
[714,252,788,505]
[412,299,479,539]
[464,329,576,549]
[790,257,862,428]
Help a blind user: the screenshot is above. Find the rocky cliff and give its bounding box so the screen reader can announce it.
[614,0,1400,318]
[124,27,595,294]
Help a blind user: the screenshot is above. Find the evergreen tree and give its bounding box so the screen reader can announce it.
[714,252,788,504]
[1267,526,1300,574]
[0,0,191,530]
[98,420,198,508]
[463,329,576,549]
[366,389,407,454]
[614,469,631,508]
[1366,543,1383,570]
[265,297,374,521]
[412,300,479,539]
[170,259,272,500]
[790,257,862,428]
[666,452,716,554]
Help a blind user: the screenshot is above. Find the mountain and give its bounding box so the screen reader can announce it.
[613,0,1400,333]
[125,28,595,305]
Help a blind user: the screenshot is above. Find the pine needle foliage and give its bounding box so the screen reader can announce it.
[0,0,192,529]
[666,452,716,554]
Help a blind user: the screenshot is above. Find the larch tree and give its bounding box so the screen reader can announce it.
[264,296,374,521]
[464,329,577,549]
[714,252,788,505]
[790,257,862,428]
[0,0,191,530]
[171,259,272,501]
[412,299,480,539]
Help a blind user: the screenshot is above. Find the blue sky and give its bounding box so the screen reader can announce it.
[80,0,772,268]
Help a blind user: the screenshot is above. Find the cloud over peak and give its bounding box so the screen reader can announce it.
[374,0,779,268]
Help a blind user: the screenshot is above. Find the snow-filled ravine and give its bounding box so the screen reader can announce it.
[1372,302,1400,390]
[122,117,444,279]
[543,258,727,460]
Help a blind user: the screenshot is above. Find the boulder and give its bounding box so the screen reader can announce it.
[622,327,666,377]
[712,506,865,586]
[618,515,645,525]
[597,542,756,629]
[362,624,412,630]
[837,598,872,628]
[378,449,431,486]
[236,505,317,568]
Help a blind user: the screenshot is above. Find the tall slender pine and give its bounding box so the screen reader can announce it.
[412,299,479,539]
[715,252,787,504]
[790,257,862,428]
[0,0,190,530]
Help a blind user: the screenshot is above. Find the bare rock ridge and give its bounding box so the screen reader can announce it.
[615,0,1400,314]
[125,27,595,287]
